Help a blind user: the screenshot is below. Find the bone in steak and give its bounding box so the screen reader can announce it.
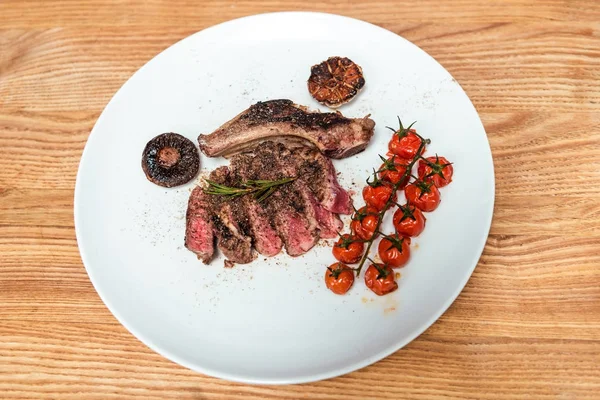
[198,99,375,159]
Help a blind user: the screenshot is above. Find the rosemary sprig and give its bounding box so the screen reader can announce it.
[204,176,296,203]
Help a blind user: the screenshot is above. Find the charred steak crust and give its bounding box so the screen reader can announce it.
[198,99,375,159]
[241,99,350,130]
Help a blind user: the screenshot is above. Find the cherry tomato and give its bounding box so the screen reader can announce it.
[405,181,441,212]
[350,206,379,241]
[393,203,426,237]
[325,262,355,295]
[388,128,427,160]
[363,180,397,212]
[364,263,398,296]
[332,234,364,264]
[378,234,411,268]
[418,155,453,188]
[378,155,410,187]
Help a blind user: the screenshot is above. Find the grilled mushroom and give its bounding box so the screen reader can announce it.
[307,56,365,108]
[141,132,199,187]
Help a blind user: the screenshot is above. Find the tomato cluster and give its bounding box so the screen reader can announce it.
[325,119,453,296]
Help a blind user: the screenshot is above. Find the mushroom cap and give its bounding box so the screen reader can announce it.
[307,56,365,108]
[141,132,200,187]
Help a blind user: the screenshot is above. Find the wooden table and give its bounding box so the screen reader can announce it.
[1,1,599,398]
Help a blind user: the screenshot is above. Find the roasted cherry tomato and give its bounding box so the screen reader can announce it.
[387,120,428,159]
[364,263,398,296]
[393,203,426,237]
[378,234,411,268]
[404,181,441,212]
[350,206,379,241]
[377,155,410,187]
[363,175,397,212]
[418,155,453,188]
[332,234,364,264]
[325,262,355,295]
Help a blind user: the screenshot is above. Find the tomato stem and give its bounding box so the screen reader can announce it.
[354,138,428,276]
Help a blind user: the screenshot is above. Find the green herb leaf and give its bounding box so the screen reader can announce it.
[204,176,296,203]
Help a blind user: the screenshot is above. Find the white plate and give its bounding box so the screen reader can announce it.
[75,12,494,384]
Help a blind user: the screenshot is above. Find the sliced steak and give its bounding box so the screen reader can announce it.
[242,200,284,257]
[184,186,215,263]
[212,203,255,264]
[283,145,344,237]
[304,192,343,239]
[245,143,319,256]
[229,154,283,257]
[185,140,354,264]
[268,143,321,236]
[198,99,375,159]
[293,146,353,215]
[208,166,256,264]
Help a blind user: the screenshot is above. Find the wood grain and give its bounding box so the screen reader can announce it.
[1,23,599,112]
[1,0,599,399]
[1,0,600,27]
[2,322,600,399]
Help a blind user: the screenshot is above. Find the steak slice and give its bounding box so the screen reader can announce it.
[212,203,255,264]
[198,99,375,159]
[184,186,215,264]
[283,145,344,237]
[242,200,284,257]
[208,166,256,264]
[245,143,319,256]
[185,139,354,264]
[268,143,321,236]
[293,146,353,215]
[305,191,343,239]
[229,153,283,257]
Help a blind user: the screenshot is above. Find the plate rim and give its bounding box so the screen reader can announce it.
[74,10,495,385]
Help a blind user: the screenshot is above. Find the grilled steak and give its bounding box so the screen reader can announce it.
[278,143,344,237]
[208,167,256,264]
[235,142,320,257]
[291,146,353,215]
[198,99,375,159]
[184,186,214,264]
[185,141,354,265]
[229,154,284,257]
[212,202,255,264]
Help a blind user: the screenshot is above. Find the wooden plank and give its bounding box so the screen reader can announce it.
[1,0,599,28]
[1,234,599,342]
[1,22,599,112]
[1,321,599,399]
